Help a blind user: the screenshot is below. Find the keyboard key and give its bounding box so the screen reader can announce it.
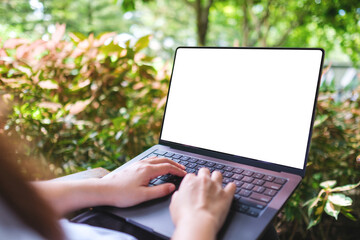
[224,166,234,171]
[224,171,234,178]
[232,174,243,181]
[154,150,166,155]
[218,169,225,174]
[235,204,249,213]
[188,158,198,163]
[195,165,204,170]
[253,173,264,179]
[153,179,167,185]
[187,168,196,173]
[164,152,174,157]
[274,177,287,185]
[243,170,254,176]
[180,156,190,161]
[253,186,265,193]
[242,183,255,190]
[250,192,272,203]
[197,159,206,165]
[263,182,281,190]
[146,153,158,158]
[242,176,254,183]
[253,179,265,186]
[149,178,157,184]
[233,168,244,174]
[187,163,197,168]
[233,180,243,187]
[172,158,180,163]
[264,188,277,197]
[239,189,251,197]
[207,167,215,172]
[223,178,233,184]
[263,175,275,181]
[179,161,188,166]
[172,154,182,159]
[215,164,225,169]
[246,208,260,217]
[238,197,267,209]
[205,162,215,167]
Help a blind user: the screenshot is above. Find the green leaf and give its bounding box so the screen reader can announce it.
[341,210,357,221]
[303,197,317,216]
[328,193,352,207]
[69,32,87,42]
[100,42,124,55]
[324,200,340,220]
[134,35,151,52]
[320,180,337,189]
[307,215,321,229]
[332,181,360,192]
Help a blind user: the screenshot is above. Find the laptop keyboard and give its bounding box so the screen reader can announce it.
[145,149,287,218]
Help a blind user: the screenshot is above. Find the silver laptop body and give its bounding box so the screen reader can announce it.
[102,47,324,240]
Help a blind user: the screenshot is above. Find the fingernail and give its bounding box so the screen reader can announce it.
[169,184,175,192]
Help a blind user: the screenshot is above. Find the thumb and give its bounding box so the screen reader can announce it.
[143,183,176,201]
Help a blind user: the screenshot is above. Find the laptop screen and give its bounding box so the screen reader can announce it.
[160,48,323,170]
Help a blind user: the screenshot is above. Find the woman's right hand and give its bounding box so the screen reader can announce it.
[170,168,236,240]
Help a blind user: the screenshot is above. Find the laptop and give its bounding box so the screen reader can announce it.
[102,47,324,240]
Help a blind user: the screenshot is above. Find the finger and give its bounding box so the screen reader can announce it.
[178,173,195,189]
[143,183,176,201]
[211,170,223,184]
[147,163,187,179]
[224,182,236,196]
[144,157,186,170]
[197,167,210,178]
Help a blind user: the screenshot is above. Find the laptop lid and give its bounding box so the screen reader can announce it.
[159,47,324,177]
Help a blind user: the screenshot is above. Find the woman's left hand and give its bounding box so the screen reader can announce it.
[99,157,187,207]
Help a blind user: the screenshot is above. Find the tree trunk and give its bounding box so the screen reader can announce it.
[193,0,213,46]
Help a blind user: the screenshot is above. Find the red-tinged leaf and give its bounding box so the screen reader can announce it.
[16,44,30,59]
[38,102,62,112]
[51,23,66,43]
[157,97,167,109]
[3,38,29,49]
[38,80,58,89]
[94,32,116,47]
[133,82,144,90]
[66,98,92,115]
[69,32,87,43]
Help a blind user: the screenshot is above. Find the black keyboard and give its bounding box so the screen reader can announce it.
[145,149,287,218]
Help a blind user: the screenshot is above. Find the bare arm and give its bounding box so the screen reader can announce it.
[170,168,236,240]
[33,157,187,216]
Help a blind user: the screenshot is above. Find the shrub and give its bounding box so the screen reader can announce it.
[0,25,359,238]
[0,24,169,178]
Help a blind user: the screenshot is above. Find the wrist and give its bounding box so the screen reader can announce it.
[173,212,218,240]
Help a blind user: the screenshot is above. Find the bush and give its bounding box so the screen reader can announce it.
[0,24,169,178]
[275,85,360,239]
[0,25,359,238]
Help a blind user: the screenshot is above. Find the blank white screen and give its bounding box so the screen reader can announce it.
[161,48,323,169]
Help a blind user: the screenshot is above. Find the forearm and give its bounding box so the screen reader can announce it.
[32,179,107,216]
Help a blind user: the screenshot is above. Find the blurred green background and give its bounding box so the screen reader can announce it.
[0,0,359,239]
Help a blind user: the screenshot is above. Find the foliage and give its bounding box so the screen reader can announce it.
[0,24,169,178]
[1,1,360,67]
[304,180,360,229]
[275,84,360,239]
